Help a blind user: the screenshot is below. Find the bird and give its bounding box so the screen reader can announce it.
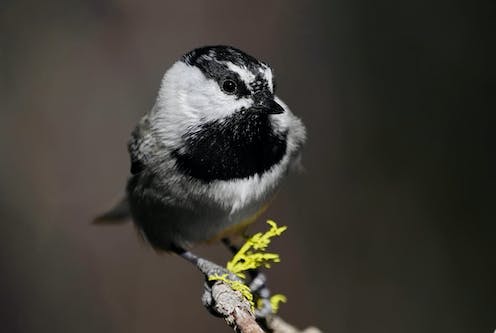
[96,45,306,263]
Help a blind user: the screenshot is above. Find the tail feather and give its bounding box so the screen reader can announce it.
[93,197,130,224]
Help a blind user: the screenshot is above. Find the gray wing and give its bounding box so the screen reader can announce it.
[93,111,156,224]
[128,113,155,175]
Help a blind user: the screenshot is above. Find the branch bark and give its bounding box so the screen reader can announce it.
[195,256,321,333]
[206,280,322,333]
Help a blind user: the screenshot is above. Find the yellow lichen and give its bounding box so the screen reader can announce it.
[227,220,287,279]
[269,294,287,313]
[255,294,288,314]
[209,273,254,308]
[208,220,288,313]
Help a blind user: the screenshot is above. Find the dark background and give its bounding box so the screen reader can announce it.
[1,1,494,332]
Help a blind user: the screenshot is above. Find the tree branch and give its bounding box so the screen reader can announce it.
[199,258,322,333]
[194,243,321,333]
[209,281,265,333]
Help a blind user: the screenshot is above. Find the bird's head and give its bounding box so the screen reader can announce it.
[157,45,284,123]
[152,46,305,182]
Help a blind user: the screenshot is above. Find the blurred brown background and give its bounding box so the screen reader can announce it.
[0,0,494,332]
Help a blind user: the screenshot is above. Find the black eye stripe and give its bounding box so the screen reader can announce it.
[190,58,251,98]
[223,72,250,97]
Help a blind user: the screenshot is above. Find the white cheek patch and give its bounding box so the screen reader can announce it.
[185,78,252,122]
[157,61,253,126]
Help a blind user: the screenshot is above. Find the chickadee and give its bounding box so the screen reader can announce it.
[97,46,306,255]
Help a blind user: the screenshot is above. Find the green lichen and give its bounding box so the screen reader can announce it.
[208,220,288,313]
[208,273,255,308]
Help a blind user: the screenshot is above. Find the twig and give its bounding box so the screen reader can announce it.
[209,281,264,333]
[199,259,322,333]
[263,315,322,333]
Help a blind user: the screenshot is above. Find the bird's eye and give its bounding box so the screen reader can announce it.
[222,80,237,94]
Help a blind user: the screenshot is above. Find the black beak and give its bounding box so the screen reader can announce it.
[256,98,285,115]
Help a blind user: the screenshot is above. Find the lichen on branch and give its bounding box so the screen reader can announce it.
[209,220,288,313]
